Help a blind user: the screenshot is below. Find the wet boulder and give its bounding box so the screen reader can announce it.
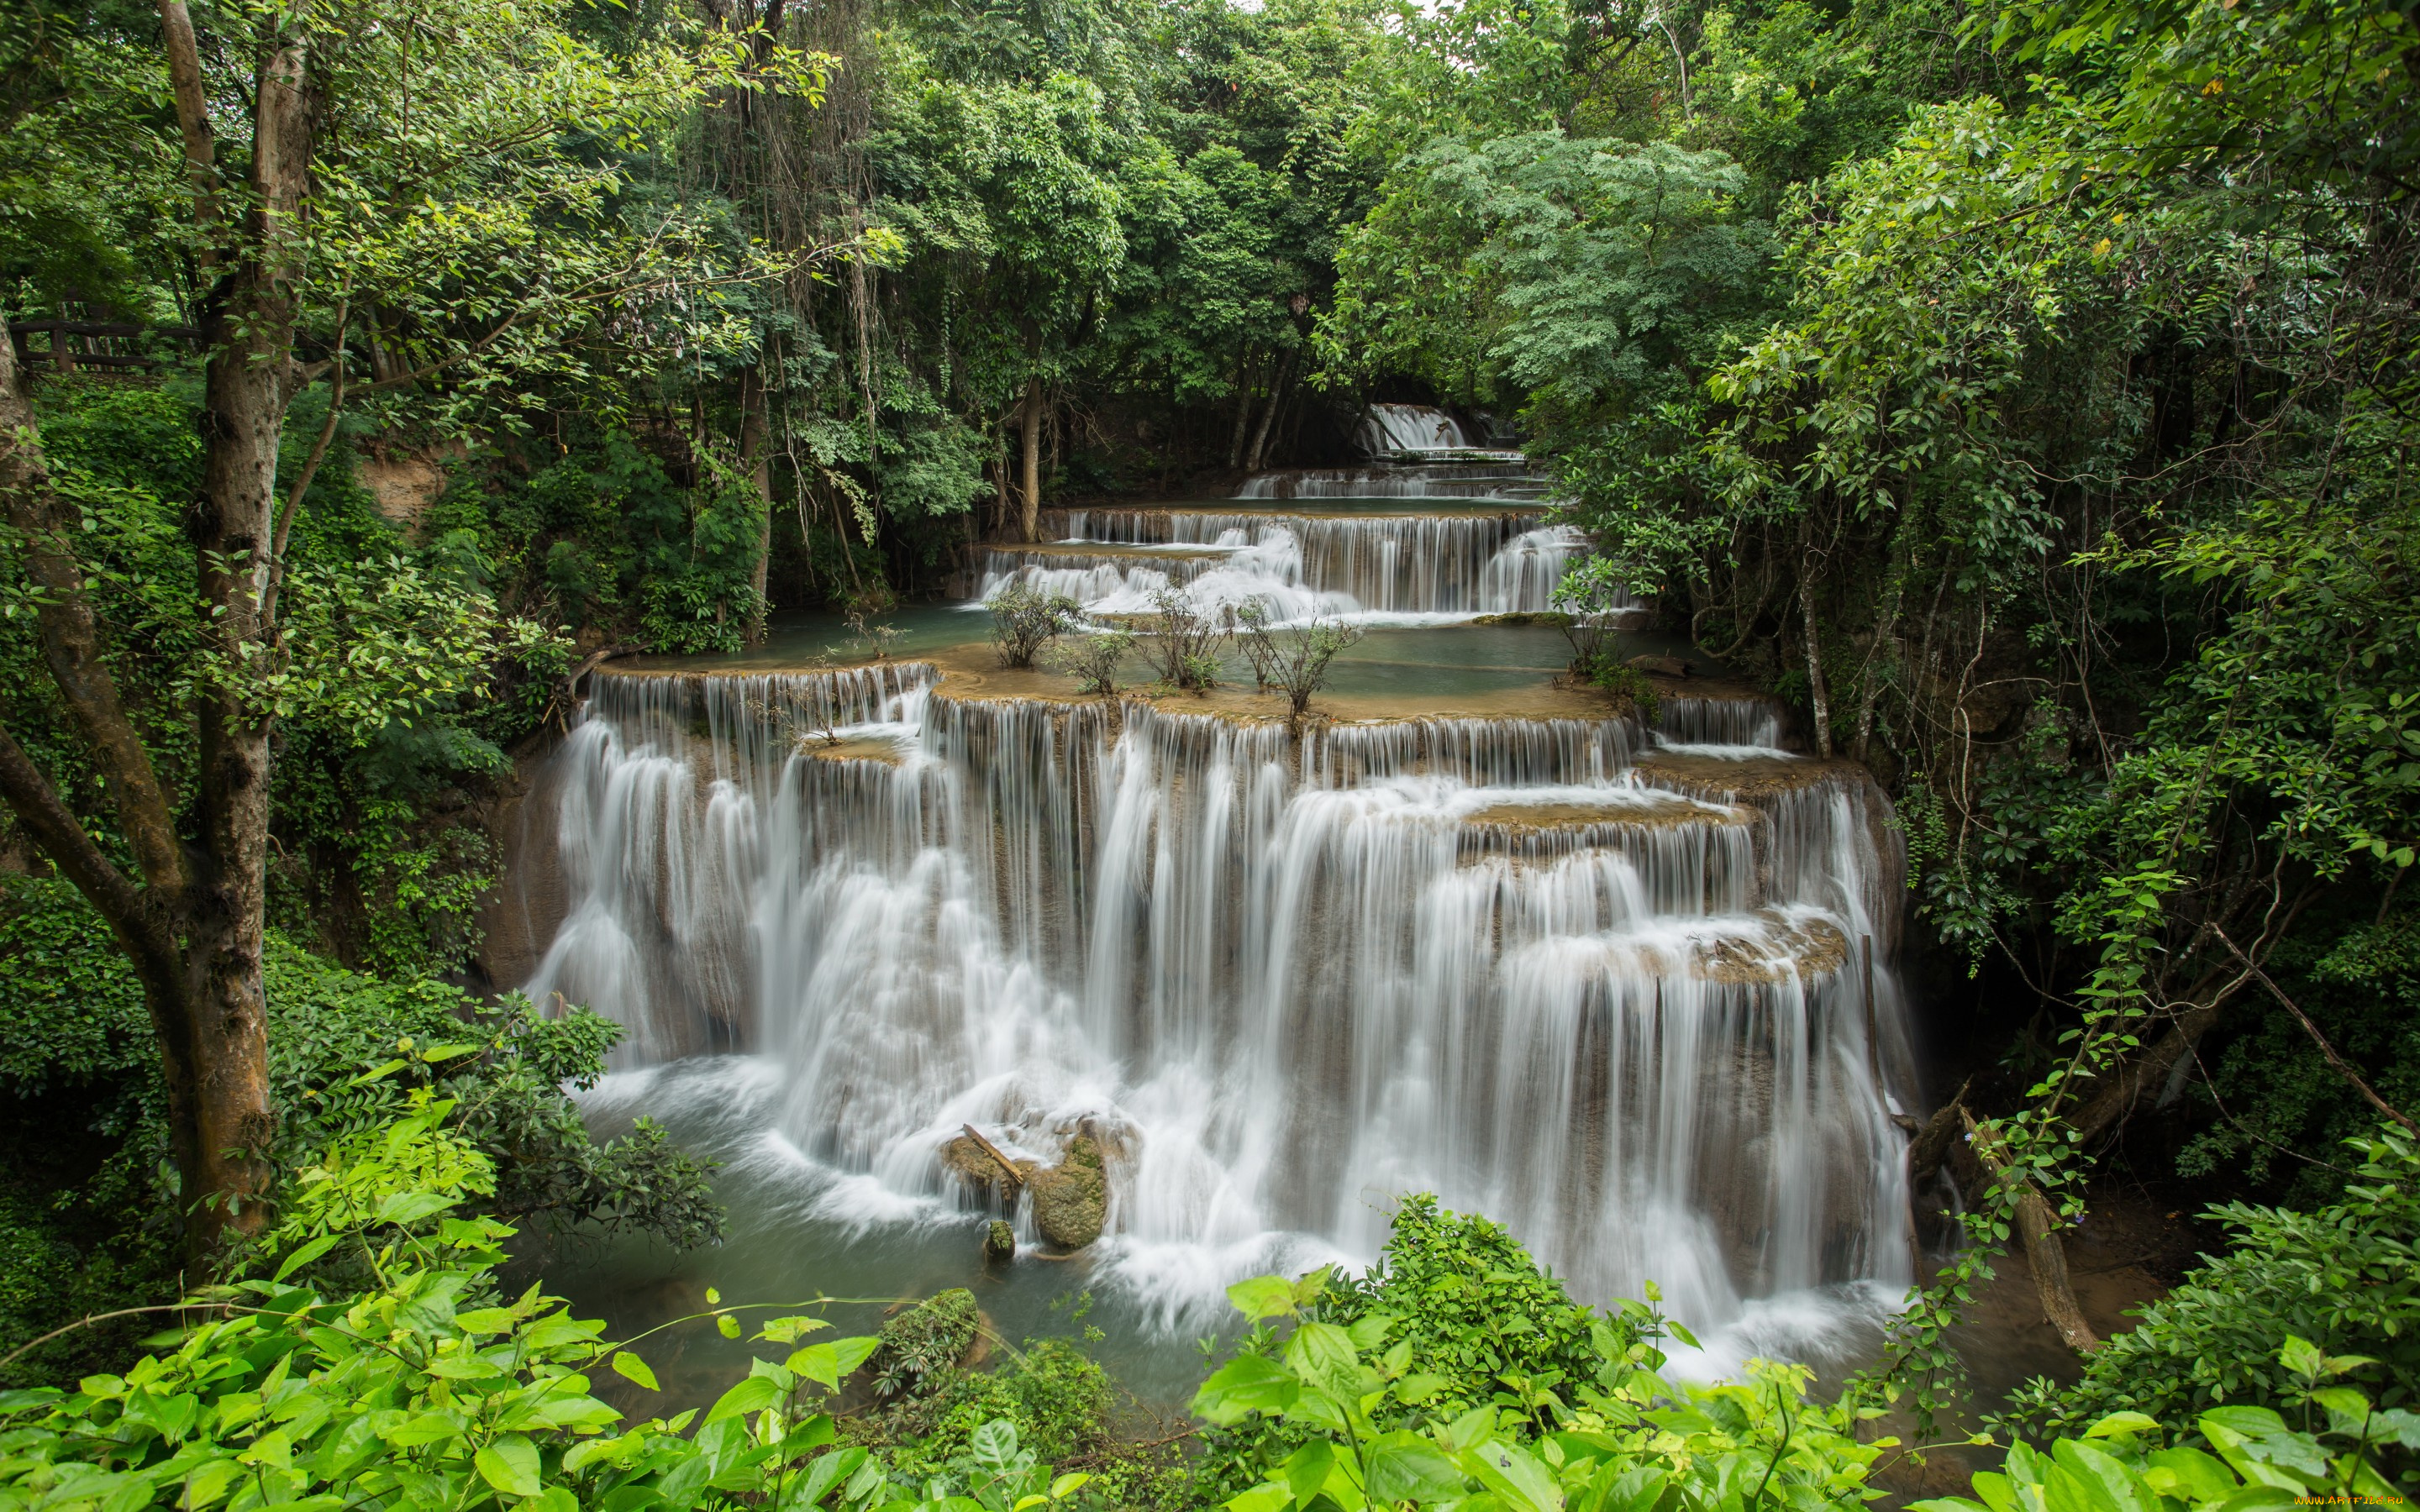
[1026,1134,1108,1250]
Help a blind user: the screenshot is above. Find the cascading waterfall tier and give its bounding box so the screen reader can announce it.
[522,660,1917,1340]
[980,507,1598,619]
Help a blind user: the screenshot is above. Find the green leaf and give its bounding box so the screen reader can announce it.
[1223,1484,1292,1512]
[971,1418,1019,1471]
[1192,1353,1299,1425]
[706,1374,781,1425]
[2081,1413,2160,1440]
[612,1352,660,1391]
[1225,1277,1301,1321]
[272,1235,339,1283]
[1463,1440,1562,1512]
[786,1336,880,1391]
[476,1434,544,1498]
[1282,1441,1334,1508]
[1365,1431,1469,1504]
[2278,1335,2325,1380]
[1284,1321,1360,1395]
[376,1189,458,1226]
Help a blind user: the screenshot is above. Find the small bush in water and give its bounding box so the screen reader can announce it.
[989,583,1081,669]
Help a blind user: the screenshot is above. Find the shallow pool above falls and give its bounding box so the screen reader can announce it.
[502,462,1923,1408]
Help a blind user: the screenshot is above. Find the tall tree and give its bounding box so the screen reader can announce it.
[0,0,781,1256]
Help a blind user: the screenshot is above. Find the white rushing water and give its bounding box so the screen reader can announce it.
[1353,402,1523,460]
[976,508,1600,622]
[521,709,1917,1357]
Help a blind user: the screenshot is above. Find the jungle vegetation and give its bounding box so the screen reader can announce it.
[0,0,2416,1496]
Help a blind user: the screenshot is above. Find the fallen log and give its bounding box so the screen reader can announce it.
[1963,1108,2100,1354]
[960,1123,1025,1189]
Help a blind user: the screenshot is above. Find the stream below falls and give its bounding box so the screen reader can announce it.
[497,454,1933,1410]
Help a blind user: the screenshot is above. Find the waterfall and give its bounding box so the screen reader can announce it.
[976,512,1606,619]
[1234,466,1548,502]
[1354,402,1523,459]
[521,669,1917,1345]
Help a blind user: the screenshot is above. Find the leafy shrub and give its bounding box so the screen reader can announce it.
[0,1104,1099,1512]
[1924,1347,2412,1512]
[1193,1197,1670,1504]
[0,880,721,1381]
[1587,659,1661,724]
[1192,1263,1885,1512]
[1999,1130,2420,1445]
[989,583,1081,668]
[1136,587,1228,691]
[871,1289,981,1399]
[1234,604,1364,726]
[844,1337,1118,1478]
[1045,630,1134,695]
[1325,1196,1635,1420]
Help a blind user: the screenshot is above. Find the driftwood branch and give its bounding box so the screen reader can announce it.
[562,642,644,706]
[960,1124,1025,1189]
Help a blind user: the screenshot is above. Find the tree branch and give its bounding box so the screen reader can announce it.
[1964,1108,2101,1355]
[0,333,189,893]
[0,720,159,942]
[155,0,224,267]
[262,298,347,627]
[2214,925,2417,1136]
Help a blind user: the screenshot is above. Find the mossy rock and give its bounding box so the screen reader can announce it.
[1027,1135,1107,1250]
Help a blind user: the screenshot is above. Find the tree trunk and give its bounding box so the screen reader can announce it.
[171,16,316,1252]
[1227,351,1257,470]
[1799,516,1833,758]
[1244,350,1291,473]
[2068,968,2241,1147]
[739,362,774,643]
[1019,373,1044,543]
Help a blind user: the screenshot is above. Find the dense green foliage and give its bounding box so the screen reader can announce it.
[5,0,2420,1487]
[3,1104,2411,1512]
[0,880,718,1384]
[2001,1132,2420,1445]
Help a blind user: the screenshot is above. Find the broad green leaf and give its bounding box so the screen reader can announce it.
[786,1336,880,1391]
[1192,1354,1299,1425]
[375,1190,457,1226]
[272,1235,339,1283]
[475,1435,544,1498]
[1225,1277,1301,1321]
[1365,1431,1468,1504]
[971,1417,1019,1471]
[1283,1441,1334,1507]
[2081,1413,2160,1440]
[612,1352,660,1391]
[705,1374,781,1425]
[1223,1484,1292,1512]
[1463,1440,1562,1512]
[1283,1320,1360,1394]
